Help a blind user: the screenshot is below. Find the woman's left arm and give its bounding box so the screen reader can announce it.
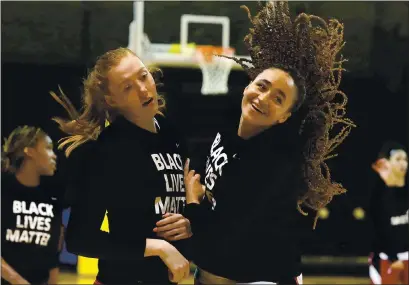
[47,222,64,284]
[47,267,59,285]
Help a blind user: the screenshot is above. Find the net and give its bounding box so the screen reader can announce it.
[195,46,235,95]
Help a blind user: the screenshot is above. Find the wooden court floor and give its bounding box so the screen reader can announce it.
[58,272,370,284]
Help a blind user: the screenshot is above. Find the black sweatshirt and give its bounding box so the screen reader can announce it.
[369,173,408,261]
[64,115,190,284]
[185,125,308,282]
[1,174,63,284]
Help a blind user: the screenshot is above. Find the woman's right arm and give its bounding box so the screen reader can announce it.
[64,142,161,260]
[66,202,186,261]
[183,159,215,235]
[66,198,189,281]
[1,258,29,285]
[64,145,190,282]
[65,197,153,260]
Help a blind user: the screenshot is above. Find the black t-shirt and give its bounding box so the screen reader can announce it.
[64,115,191,284]
[185,126,308,282]
[1,174,63,284]
[369,173,408,260]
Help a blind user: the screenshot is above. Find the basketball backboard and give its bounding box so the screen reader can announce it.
[127,1,252,70]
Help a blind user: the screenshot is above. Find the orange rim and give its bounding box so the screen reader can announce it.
[196,45,235,63]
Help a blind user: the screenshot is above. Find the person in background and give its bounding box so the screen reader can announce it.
[369,141,408,285]
[1,126,63,285]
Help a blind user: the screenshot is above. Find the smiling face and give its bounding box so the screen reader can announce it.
[105,53,159,121]
[241,68,298,127]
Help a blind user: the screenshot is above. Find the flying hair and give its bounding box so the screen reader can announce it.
[221,1,356,228]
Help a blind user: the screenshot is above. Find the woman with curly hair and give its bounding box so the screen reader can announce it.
[183,1,355,284]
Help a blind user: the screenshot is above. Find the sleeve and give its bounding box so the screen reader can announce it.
[63,143,151,261]
[177,132,217,235]
[184,161,217,235]
[48,217,64,269]
[47,251,61,270]
[184,198,216,235]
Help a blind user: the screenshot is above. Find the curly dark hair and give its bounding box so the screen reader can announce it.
[2,126,46,173]
[222,1,356,228]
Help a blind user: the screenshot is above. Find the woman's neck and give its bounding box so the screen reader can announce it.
[237,116,270,140]
[15,164,40,187]
[382,172,406,187]
[123,112,157,134]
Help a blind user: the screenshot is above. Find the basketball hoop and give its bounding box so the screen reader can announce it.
[195,46,235,95]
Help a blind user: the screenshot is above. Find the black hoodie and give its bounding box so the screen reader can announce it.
[185,122,309,283]
[369,173,408,261]
[1,174,63,284]
[64,115,190,284]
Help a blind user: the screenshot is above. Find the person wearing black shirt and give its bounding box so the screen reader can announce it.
[1,126,63,285]
[183,2,355,284]
[50,47,191,284]
[368,141,408,284]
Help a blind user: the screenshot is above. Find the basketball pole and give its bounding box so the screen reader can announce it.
[134,1,144,57]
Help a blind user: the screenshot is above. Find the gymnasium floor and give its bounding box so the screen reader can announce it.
[58,271,370,284]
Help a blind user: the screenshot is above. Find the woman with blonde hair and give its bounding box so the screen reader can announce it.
[51,48,192,284]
